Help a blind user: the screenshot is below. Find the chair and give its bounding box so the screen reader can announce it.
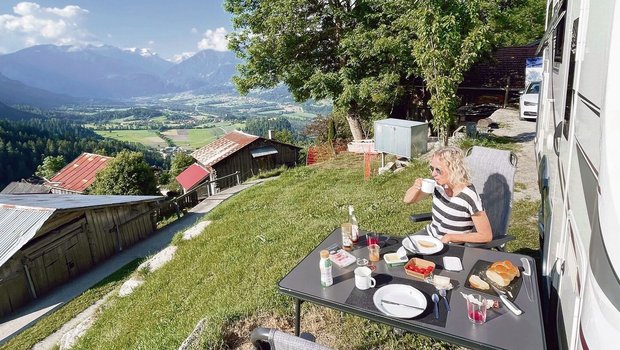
[410,146,517,250]
[250,328,332,350]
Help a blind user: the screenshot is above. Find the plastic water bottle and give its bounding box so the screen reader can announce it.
[319,250,333,287]
[349,205,359,243]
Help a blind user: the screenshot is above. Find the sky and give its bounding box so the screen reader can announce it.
[0,1,233,62]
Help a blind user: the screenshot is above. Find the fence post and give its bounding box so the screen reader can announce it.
[236,171,241,185]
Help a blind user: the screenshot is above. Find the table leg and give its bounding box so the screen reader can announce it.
[294,298,301,336]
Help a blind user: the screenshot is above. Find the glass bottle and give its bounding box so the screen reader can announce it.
[319,250,333,287]
[349,205,359,243]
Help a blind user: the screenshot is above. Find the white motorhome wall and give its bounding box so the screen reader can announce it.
[536,0,620,349]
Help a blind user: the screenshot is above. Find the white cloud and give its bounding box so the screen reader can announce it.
[191,27,198,34]
[197,27,228,52]
[170,51,195,63]
[0,2,93,53]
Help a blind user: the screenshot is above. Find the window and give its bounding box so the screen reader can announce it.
[553,1,567,64]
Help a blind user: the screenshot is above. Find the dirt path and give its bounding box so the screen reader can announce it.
[489,108,538,202]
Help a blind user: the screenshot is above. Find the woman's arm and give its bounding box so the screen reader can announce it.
[403,178,429,204]
[440,211,493,244]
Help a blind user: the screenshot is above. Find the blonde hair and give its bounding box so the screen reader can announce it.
[431,146,470,185]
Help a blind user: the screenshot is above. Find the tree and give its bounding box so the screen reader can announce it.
[89,151,158,195]
[170,153,195,178]
[35,155,66,180]
[225,0,416,140]
[399,0,492,145]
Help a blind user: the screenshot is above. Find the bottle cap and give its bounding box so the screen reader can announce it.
[320,250,329,259]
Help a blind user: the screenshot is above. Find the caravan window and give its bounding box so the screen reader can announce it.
[553,1,567,64]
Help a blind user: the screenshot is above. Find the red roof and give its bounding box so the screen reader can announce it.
[48,153,112,193]
[191,130,259,167]
[175,163,210,191]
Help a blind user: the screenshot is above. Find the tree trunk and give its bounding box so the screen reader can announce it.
[346,105,364,141]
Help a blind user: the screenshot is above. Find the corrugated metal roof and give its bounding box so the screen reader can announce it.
[0,194,162,211]
[47,153,112,193]
[250,146,278,158]
[175,163,210,191]
[0,207,55,267]
[0,194,163,268]
[191,131,259,167]
[1,182,51,194]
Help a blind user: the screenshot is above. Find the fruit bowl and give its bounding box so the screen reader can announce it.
[404,258,435,279]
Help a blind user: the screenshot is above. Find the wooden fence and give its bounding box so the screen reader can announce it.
[156,171,241,221]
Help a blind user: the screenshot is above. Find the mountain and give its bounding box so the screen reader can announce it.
[164,50,239,91]
[0,100,41,120]
[0,45,175,99]
[0,45,241,101]
[0,73,82,108]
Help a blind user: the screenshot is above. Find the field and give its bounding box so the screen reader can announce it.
[95,122,245,150]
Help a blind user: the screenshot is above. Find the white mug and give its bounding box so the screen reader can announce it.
[354,266,376,290]
[421,179,436,194]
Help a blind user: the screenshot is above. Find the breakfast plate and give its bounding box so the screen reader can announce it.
[373,284,427,318]
[402,235,444,255]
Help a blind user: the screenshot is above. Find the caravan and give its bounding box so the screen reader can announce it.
[536,0,620,349]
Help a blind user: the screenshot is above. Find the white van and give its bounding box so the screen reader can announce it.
[535,0,620,349]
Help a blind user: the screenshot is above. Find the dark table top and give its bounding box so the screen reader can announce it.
[278,228,546,350]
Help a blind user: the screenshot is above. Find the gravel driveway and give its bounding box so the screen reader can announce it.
[488,108,538,202]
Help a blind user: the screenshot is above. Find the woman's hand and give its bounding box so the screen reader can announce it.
[403,178,427,204]
[440,234,452,244]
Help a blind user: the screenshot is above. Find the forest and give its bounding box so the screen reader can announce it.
[0,117,166,189]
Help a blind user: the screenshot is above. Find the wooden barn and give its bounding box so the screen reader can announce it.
[0,194,162,318]
[190,130,301,189]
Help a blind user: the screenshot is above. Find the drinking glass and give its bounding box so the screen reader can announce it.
[367,232,379,246]
[466,294,487,324]
[368,243,380,262]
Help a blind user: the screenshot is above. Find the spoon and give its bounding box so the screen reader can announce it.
[438,289,450,311]
[431,293,440,319]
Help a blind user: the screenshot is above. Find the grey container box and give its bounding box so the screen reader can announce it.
[374,119,428,159]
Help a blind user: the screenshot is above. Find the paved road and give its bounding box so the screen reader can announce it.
[0,179,271,345]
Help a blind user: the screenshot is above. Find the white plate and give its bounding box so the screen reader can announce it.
[373,284,427,318]
[402,235,444,255]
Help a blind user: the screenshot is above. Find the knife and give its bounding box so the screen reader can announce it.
[381,299,425,310]
[490,285,523,316]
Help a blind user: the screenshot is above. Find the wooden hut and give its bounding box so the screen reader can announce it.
[0,194,161,318]
[191,131,301,189]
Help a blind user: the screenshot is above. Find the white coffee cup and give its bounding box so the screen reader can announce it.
[421,179,436,194]
[354,266,376,290]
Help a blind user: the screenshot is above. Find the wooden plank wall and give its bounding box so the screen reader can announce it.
[214,139,300,188]
[0,256,31,319]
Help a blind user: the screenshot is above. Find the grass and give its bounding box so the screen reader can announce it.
[0,259,143,350]
[64,152,539,350]
[94,130,162,148]
[94,123,245,150]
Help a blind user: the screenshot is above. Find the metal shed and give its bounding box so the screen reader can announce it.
[0,194,162,318]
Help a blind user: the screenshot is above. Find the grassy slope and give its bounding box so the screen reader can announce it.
[68,153,539,350]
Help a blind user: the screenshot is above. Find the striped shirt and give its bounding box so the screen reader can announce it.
[426,184,483,238]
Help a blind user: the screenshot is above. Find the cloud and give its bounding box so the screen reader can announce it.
[0,2,94,53]
[191,27,198,34]
[197,27,228,52]
[170,51,195,63]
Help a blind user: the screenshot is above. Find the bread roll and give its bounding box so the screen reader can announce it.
[469,275,490,290]
[486,260,520,286]
[486,269,512,287]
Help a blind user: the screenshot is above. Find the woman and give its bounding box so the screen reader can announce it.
[403,146,492,244]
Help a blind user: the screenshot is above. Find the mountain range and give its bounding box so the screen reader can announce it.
[0,44,241,107]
